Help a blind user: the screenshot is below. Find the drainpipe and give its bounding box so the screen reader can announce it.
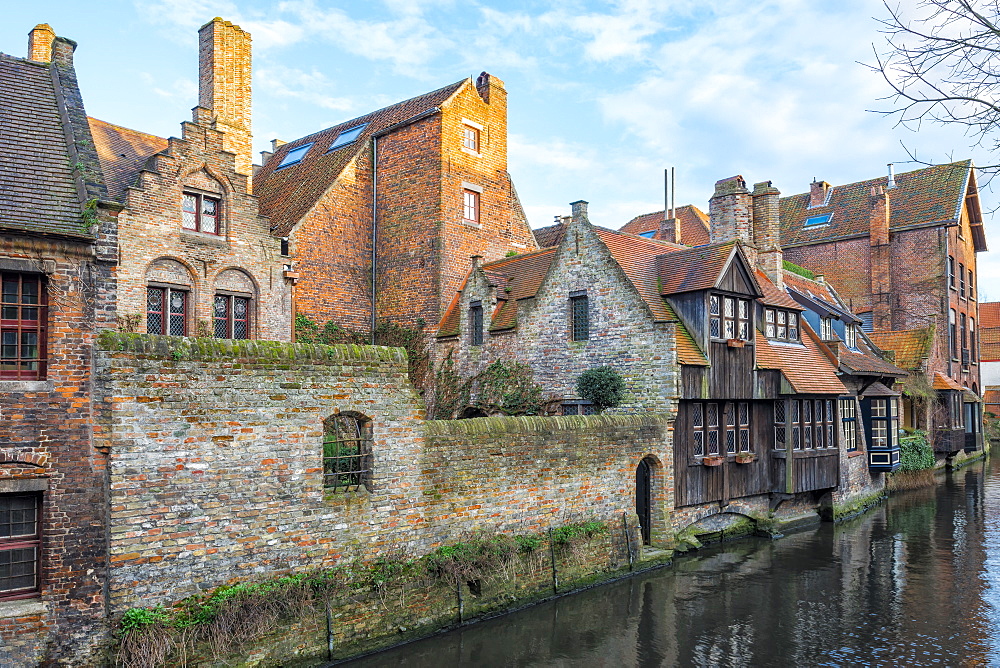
[371,136,378,345]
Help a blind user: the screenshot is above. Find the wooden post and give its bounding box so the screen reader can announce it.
[325,600,334,660]
[622,512,634,571]
[548,527,559,594]
[785,397,795,494]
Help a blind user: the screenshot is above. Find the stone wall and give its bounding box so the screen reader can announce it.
[93,333,673,611]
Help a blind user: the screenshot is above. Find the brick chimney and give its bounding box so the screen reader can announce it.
[28,23,55,62]
[658,216,681,244]
[474,71,507,166]
[709,176,753,246]
[809,179,831,208]
[752,180,783,287]
[198,18,253,177]
[869,185,892,330]
[571,200,589,221]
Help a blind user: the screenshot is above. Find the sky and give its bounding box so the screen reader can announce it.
[3,0,998,300]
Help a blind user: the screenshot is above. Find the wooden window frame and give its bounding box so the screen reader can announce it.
[764,307,799,342]
[182,192,221,235]
[213,294,251,340]
[0,492,42,601]
[469,301,483,346]
[840,398,859,451]
[713,294,751,341]
[949,308,958,360]
[147,286,188,336]
[820,317,832,341]
[948,255,956,289]
[845,323,857,348]
[959,262,966,298]
[570,293,589,341]
[0,273,47,381]
[775,398,837,451]
[692,401,750,459]
[463,189,480,223]
[462,125,480,153]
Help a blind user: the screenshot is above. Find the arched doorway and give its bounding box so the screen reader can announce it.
[636,458,652,545]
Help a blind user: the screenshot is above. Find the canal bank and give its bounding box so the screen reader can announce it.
[343,456,1000,667]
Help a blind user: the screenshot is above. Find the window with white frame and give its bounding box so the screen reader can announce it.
[463,189,480,223]
[462,124,479,152]
[711,295,751,341]
[840,398,858,451]
[820,317,833,341]
[763,308,799,342]
[845,323,857,348]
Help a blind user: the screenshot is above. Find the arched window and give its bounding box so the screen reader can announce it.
[322,413,372,492]
[213,269,256,339]
[145,258,195,336]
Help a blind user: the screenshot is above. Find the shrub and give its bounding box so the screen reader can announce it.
[898,430,935,472]
[576,366,625,410]
[473,360,544,416]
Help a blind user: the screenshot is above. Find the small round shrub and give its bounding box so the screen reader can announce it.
[576,366,625,410]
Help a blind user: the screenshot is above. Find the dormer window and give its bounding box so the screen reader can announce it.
[763,308,799,342]
[820,317,833,341]
[329,124,367,152]
[710,294,751,341]
[182,192,220,234]
[845,323,857,348]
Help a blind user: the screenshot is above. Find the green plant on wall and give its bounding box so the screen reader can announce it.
[473,359,544,416]
[898,430,935,472]
[576,366,625,411]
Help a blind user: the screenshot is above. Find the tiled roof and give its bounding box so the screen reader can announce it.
[779,161,973,247]
[981,328,1000,363]
[656,241,739,295]
[868,328,933,371]
[0,54,87,238]
[755,270,801,309]
[255,80,466,236]
[619,204,710,246]
[984,389,1000,413]
[980,302,1000,329]
[662,301,707,365]
[838,347,907,376]
[88,118,168,202]
[595,227,683,322]
[533,222,565,248]
[932,372,964,391]
[754,327,846,394]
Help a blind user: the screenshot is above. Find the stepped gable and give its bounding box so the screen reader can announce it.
[255,80,465,237]
[779,161,985,249]
[620,204,710,246]
[868,328,933,371]
[0,54,88,237]
[88,118,168,201]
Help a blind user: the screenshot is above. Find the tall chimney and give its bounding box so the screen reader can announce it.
[198,18,253,176]
[809,179,831,208]
[28,24,55,63]
[709,176,753,246]
[571,200,589,221]
[887,163,896,189]
[869,185,892,330]
[752,181,783,287]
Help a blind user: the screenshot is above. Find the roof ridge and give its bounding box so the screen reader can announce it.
[482,246,556,269]
[88,116,168,143]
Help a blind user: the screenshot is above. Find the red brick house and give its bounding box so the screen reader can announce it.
[0,26,120,665]
[778,163,987,454]
[253,71,537,338]
[980,301,1000,389]
[88,19,292,342]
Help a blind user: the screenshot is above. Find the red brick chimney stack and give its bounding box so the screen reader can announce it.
[658,216,681,244]
[198,18,253,177]
[752,180,783,287]
[709,175,753,247]
[869,184,892,330]
[27,23,55,63]
[474,71,507,167]
[809,179,831,208]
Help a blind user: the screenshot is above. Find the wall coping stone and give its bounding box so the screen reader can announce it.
[423,413,673,436]
[96,331,408,366]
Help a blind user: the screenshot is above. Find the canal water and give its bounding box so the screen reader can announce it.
[344,458,1000,667]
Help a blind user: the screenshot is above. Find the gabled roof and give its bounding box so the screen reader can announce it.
[533,222,565,248]
[754,327,846,394]
[932,372,964,392]
[779,161,983,249]
[619,204,710,246]
[656,241,762,297]
[837,347,908,377]
[255,79,466,236]
[755,270,800,310]
[662,301,708,366]
[596,227,684,321]
[88,118,168,202]
[868,328,933,371]
[0,54,89,238]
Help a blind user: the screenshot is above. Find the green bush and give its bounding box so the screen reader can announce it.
[474,360,544,416]
[898,430,935,472]
[576,366,625,410]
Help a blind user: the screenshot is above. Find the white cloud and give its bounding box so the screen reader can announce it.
[140,72,198,103]
[509,134,596,172]
[256,66,355,112]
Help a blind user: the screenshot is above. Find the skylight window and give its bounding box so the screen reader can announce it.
[277,143,313,169]
[804,214,832,227]
[639,231,656,238]
[329,124,368,151]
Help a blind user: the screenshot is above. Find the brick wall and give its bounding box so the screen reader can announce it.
[93,333,672,610]
[0,227,117,666]
[436,212,679,415]
[114,115,292,341]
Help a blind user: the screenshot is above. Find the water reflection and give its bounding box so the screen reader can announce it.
[343,459,997,667]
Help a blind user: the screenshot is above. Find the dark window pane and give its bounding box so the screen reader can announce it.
[470,305,483,346]
[214,296,229,338]
[572,296,589,341]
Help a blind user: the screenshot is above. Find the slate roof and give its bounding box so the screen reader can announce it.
[779,161,983,249]
[868,329,933,371]
[88,118,168,202]
[0,54,88,238]
[754,327,846,394]
[619,204,710,246]
[255,79,466,236]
